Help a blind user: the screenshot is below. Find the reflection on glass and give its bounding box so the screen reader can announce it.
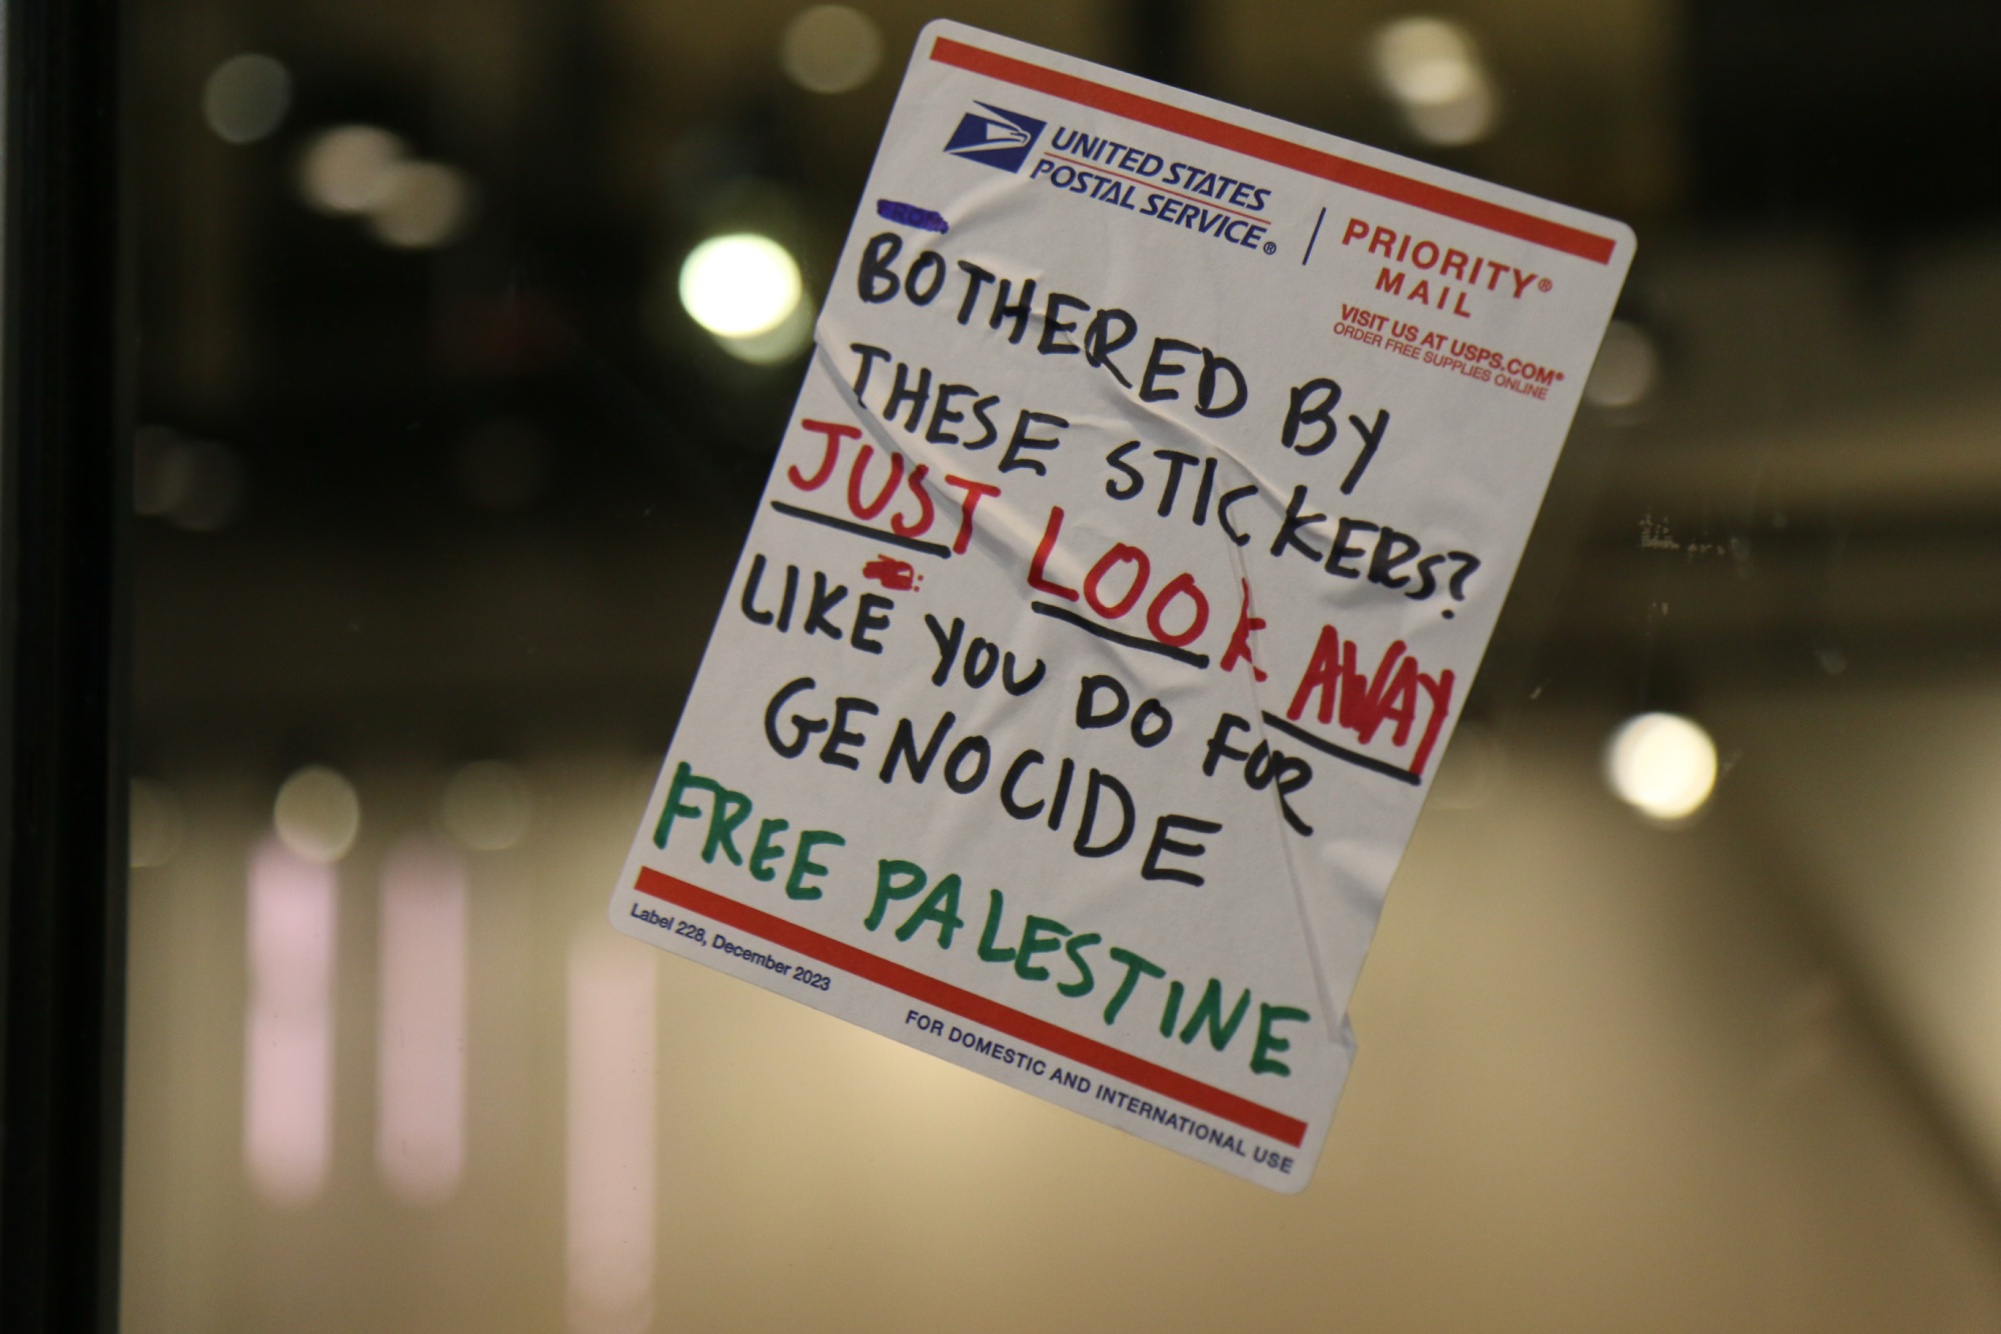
[120,0,2001,1325]
[244,836,338,1207]
[129,776,184,868]
[566,930,656,1334]
[376,836,469,1206]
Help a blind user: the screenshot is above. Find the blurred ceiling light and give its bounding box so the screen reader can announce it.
[1584,320,1659,409]
[129,777,185,869]
[203,52,292,145]
[1605,712,1718,822]
[679,233,803,339]
[1369,17,1498,147]
[274,765,361,863]
[244,836,337,1207]
[442,759,533,851]
[779,5,884,94]
[377,837,468,1207]
[365,161,476,250]
[297,124,407,215]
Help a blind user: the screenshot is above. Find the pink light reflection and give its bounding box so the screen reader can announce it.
[376,836,468,1206]
[243,835,337,1207]
[566,930,656,1334]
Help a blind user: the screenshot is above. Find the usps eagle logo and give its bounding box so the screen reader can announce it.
[942,102,1047,172]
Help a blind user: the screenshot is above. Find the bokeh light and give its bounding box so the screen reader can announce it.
[1584,320,1660,409]
[1369,17,1498,147]
[1604,712,1718,822]
[274,764,361,863]
[365,161,476,249]
[678,233,803,339]
[298,125,408,214]
[202,53,292,145]
[135,428,246,531]
[779,5,884,95]
[442,760,533,851]
[716,291,816,364]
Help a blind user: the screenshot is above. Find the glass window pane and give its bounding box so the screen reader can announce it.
[123,0,2001,1328]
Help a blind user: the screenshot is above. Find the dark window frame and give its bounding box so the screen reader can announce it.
[0,0,130,1328]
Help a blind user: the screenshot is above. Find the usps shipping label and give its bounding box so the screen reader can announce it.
[612,20,1633,1191]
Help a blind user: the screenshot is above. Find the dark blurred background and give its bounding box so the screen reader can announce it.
[121,1,2001,1330]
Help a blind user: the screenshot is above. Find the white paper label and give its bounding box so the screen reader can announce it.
[610,20,1632,1192]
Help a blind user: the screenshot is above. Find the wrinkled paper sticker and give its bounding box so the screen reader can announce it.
[612,20,1633,1191]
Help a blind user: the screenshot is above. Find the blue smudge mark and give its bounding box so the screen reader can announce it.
[876,199,949,234]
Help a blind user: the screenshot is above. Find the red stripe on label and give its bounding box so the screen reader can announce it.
[930,35,1616,265]
[635,867,1309,1147]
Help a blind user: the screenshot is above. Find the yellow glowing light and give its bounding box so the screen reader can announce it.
[678,234,802,339]
[1605,713,1718,822]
